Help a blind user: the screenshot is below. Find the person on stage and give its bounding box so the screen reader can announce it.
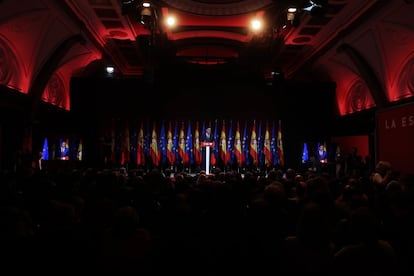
[317,143,327,164]
[201,126,213,172]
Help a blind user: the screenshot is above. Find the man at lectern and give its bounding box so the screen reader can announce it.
[201,127,213,172]
[201,127,213,143]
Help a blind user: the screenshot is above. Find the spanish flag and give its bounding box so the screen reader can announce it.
[194,121,202,165]
[166,121,176,165]
[150,122,159,166]
[220,121,227,163]
[137,122,145,166]
[233,121,243,167]
[263,122,272,168]
[178,122,186,164]
[250,120,258,166]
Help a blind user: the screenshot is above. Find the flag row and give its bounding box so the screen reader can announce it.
[114,119,285,169]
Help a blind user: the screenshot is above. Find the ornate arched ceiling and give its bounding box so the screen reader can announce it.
[1,0,414,115]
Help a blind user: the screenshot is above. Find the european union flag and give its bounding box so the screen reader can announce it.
[42,137,49,160]
[172,121,179,165]
[159,121,167,165]
[242,122,250,166]
[185,121,194,165]
[201,121,206,141]
[226,120,234,166]
[302,142,309,163]
[257,121,263,167]
[211,120,219,166]
[271,121,278,167]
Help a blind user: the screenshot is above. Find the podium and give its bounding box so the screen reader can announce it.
[201,142,214,175]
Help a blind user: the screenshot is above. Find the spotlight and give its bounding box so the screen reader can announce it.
[140,8,153,25]
[287,11,295,22]
[287,7,297,13]
[250,18,263,32]
[287,6,299,27]
[106,66,114,74]
[165,15,177,28]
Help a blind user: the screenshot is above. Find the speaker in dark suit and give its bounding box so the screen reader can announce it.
[201,127,213,172]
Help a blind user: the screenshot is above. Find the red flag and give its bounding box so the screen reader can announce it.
[194,121,202,165]
[225,121,233,166]
[277,120,285,167]
[137,122,145,166]
[233,121,243,167]
[263,121,272,168]
[166,121,175,165]
[250,120,258,166]
[150,122,160,166]
[220,121,227,163]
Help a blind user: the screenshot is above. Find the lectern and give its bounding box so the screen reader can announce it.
[201,141,214,175]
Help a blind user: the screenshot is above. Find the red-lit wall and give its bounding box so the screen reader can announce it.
[377,102,414,175]
[331,135,369,161]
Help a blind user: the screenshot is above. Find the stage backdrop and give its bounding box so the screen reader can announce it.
[376,101,414,175]
[70,74,336,169]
